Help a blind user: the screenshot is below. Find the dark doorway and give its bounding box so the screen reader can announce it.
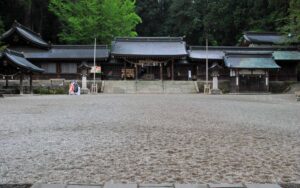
[139,66,160,80]
[239,75,266,92]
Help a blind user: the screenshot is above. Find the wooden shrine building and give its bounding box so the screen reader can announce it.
[0,49,44,94]
[110,37,192,80]
[0,21,299,93]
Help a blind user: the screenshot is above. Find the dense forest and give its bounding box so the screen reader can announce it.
[0,0,299,46]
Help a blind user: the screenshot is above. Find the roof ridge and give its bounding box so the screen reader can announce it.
[13,21,44,39]
[225,51,274,56]
[189,46,298,51]
[4,48,25,58]
[244,31,283,35]
[114,37,184,42]
[52,45,108,49]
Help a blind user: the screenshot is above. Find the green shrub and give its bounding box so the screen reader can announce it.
[269,81,297,93]
[33,87,68,95]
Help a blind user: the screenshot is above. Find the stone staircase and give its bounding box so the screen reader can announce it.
[103,81,136,94]
[164,81,198,94]
[137,81,164,94]
[102,80,198,94]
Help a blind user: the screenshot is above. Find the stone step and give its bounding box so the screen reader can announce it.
[102,81,198,94]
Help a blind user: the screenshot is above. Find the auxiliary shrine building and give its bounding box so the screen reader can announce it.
[0,22,299,93]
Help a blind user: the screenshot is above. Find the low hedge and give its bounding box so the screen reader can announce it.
[33,86,68,95]
[269,81,297,93]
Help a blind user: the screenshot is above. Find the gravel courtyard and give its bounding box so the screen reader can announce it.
[0,94,299,184]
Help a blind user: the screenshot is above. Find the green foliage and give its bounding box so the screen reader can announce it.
[0,0,294,45]
[282,0,300,41]
[136,0,172,36]
[0,17,4,35]
[164,0,290,45]
[34,86,67,95]
[49,0,141,44]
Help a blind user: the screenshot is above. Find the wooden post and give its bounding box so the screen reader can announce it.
[124,61,127,80]
[20,73,24,95]
[160,63,163,81]
[135,64,138,81]
[29,73,33,94]
[171,60,174,80]
[5,77,8,88]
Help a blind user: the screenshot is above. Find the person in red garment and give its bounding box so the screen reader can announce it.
[69,81,75,95]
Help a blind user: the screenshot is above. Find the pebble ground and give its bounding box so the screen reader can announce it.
[0,94,299,184]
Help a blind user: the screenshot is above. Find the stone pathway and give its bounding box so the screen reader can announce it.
[30,183,284,188]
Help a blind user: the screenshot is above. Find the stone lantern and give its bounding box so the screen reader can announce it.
[210,62,222,94]
[78,62,91,94]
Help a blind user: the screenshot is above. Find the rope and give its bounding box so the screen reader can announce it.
[0,72,20,79]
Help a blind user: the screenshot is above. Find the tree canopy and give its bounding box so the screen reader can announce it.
[49,0,141,44]
[282,0,300,41]
[0,0,296,45]
[0,17,4,36]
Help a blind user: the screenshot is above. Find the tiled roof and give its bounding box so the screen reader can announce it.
[111,37,188,58]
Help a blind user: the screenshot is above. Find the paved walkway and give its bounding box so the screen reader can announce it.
[0,94,299,184]
[31,183,283,188]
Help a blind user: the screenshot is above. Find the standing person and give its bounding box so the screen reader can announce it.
[73,81,81,95]
[69,81,75,95]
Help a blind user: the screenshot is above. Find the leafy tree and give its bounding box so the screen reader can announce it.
[49,0,141,44]
[136,0,172,36]
[0,17,4,35]
[282,0,300,41]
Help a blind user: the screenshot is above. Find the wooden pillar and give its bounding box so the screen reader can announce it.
[171,60,174,80]
[5,77,9,88]
[160,63,163,81]
[124,61,127,80]
[265,70,269,92]
[20,73,24,95]
[135,64,138,81]
[29,73,33,94]
[236,71,239,93]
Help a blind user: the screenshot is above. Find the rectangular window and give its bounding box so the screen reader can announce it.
[61,63,77,74]
[41,63,56,73]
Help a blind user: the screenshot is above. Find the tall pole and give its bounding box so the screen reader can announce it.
[93,38,96,86]
[206,38,208,84]
[205,0,209,85]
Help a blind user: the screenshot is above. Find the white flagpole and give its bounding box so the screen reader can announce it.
[93,38,96,86]
[206,38,208,85]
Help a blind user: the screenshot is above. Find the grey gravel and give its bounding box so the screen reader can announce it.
[0,94,299,184]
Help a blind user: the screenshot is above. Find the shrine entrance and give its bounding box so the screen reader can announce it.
[138,65,160,80]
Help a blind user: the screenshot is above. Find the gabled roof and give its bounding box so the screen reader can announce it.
[0,49,44,73]
[189,46,300,61]
[11,45,110,60]
[243,32,287,45]
[224,52,280,69]
[0,21,50,49]
[111,37,188,58]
